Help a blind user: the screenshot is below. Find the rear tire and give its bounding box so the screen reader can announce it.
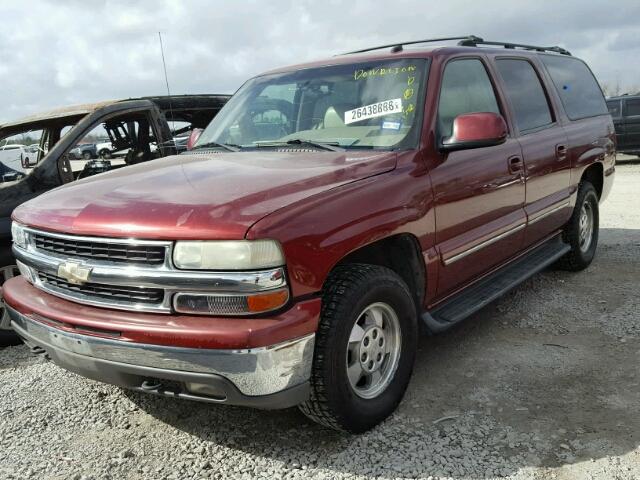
[299,264,417,433]
[557,181,599,271]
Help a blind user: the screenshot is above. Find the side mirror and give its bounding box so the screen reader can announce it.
[441,112,507,152]
[186,128,203,151]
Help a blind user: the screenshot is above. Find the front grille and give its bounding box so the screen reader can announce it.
[33,234,166,265]
[38,271,164,305]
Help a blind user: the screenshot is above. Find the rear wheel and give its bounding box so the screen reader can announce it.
[299,264,417,433]
[557,181,599,271]
[82,151,92,160]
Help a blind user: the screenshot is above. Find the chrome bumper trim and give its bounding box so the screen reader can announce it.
[9,307,314,397]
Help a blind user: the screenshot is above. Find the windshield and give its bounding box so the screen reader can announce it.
[196,59,428,151]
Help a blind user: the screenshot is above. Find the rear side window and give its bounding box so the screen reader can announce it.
[606,100,621,118]
[541,55,607,120]
[626,99,640,117]
[438,59,500,138]
[496,59,553,132]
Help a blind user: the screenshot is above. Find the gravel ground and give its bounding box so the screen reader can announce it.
[1,162,639,480]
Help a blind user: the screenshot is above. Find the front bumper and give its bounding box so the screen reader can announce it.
[8,306,314,409]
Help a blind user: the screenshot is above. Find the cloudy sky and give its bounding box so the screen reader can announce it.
[1,0,638,122]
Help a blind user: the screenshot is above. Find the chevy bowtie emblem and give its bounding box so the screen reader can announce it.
[57,261,92,285]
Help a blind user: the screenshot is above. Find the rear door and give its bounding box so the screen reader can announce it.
[622,97,640,153]
[493,57,571,247]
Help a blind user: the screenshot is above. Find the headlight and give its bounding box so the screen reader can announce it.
[11,222,27,248]
[173,240,285,270]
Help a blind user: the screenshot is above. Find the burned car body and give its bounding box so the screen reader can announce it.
[0,95,230,339]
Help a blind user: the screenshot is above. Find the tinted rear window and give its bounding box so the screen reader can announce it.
[541,55,607,120]
[496,59,553,132]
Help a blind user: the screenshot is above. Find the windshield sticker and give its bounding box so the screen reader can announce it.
[354,65,417,81]
[404,103,415,118]
[381,121,402,130]
[345,99,403,125]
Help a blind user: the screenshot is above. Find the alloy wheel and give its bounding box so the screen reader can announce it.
[346,302,402,399]
[578,200,594,253]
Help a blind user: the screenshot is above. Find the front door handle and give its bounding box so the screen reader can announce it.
[556,144,568,161]
[508,156,523,175]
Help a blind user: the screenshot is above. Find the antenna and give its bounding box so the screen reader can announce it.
[158,31,175,135]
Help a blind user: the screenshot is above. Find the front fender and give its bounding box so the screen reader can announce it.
[246,154,435,298]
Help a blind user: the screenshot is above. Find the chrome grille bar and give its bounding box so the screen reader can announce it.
[14,227,287,314]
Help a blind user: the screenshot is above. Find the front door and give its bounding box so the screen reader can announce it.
[430,57,526,298]
[606,99,625,151]
[623,97,640,153]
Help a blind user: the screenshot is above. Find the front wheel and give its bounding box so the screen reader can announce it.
[299,264,417,433]
[557,181,599,271]
[0,249,21,346]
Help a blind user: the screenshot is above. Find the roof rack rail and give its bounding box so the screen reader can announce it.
[339,35,483,55]
[339,35,571,57]
[457,37,571,56]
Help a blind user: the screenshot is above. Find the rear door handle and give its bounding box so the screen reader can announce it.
[556,144,568,161]
[508,156,523,175]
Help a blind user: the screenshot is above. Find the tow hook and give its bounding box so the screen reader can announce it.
[30,345,50,360]
[140,379,163,391]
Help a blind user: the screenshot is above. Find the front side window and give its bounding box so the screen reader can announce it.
[196,59,428,150]
[541,55,607,120]
[626,99,640,117]
[496,59,553,133]
[437,59,500,139]
[66,114,159,180]
[0,129,45,184]
[606,100,622,118]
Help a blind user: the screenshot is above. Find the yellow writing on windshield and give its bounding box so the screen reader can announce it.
[354,65,417,80]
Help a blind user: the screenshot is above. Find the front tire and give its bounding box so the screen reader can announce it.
[299,264,417,433]
[0,247,21,346]
[557,181,599,271]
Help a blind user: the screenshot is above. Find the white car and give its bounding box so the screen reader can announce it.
[0,144,30,173]
[95,141,114,158]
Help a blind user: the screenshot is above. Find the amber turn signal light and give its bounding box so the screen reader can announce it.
[247,289,289,313]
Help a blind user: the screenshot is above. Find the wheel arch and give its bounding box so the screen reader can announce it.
[580,161,604,200]
[328,233,426,313]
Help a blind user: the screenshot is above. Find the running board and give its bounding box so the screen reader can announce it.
[422,235,570,333]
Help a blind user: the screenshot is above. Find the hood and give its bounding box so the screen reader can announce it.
[13,150,396,240]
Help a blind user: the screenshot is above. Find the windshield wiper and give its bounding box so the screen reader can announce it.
[255,139,344,152]
[192,141,241,152]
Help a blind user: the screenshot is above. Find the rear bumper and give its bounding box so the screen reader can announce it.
[9,305,313,408]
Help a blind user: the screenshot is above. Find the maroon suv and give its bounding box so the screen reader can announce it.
[4,36,615,433]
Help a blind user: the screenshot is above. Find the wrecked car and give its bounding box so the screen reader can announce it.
[0,94,230,342]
